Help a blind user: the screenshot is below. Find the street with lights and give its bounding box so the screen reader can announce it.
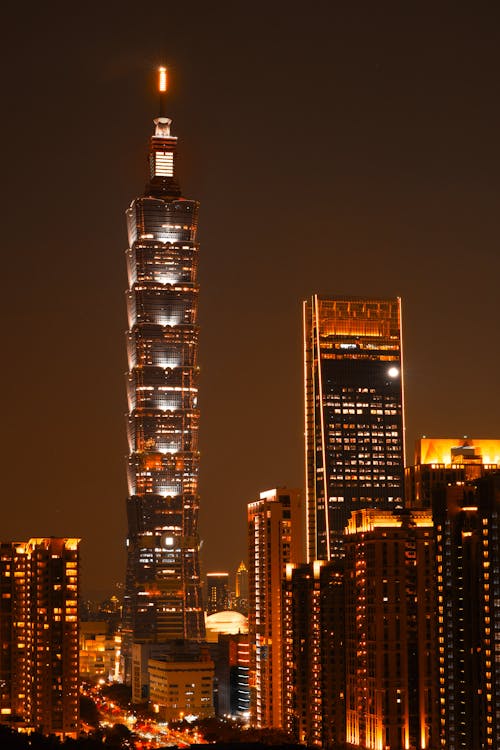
[82,683,207,749]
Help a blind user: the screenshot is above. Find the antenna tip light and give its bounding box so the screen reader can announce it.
[158,66,167,93]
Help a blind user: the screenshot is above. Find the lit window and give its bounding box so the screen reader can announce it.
[155,151,174,177]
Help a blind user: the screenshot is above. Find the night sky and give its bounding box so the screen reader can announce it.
[1,3,500,596]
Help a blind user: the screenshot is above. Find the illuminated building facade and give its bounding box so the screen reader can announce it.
[283,560,345,747]
[79,622,121,683]
[304,296,405,561]
[234,561,249,615]
[206,572,230,615]
[0,538,80,738]
[148,645,214,721]
[122,70,205,678]
[235,560,249,600]
[230,634,251,719]
[248,488,303,728]
[432,474,500,750]
[344,510,438,750]
[210,632,250,719]
[405,437,500,508]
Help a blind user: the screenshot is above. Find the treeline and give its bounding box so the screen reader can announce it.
[0,723,134,749]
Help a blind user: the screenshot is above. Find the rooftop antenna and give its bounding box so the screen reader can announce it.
[158,66,167,117]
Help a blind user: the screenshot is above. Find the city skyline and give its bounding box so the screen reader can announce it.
[1,5,500,594]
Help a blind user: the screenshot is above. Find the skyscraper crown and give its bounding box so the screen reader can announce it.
[147,68,181,197]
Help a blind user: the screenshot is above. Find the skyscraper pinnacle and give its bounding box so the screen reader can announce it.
[158,66,167,93]
[158,66,168,118]
[146,67,180,198]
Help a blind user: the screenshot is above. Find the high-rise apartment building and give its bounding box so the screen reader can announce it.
[122,70,205,679]
[231,635,251,720]
[282,560,345,748]
[432,473,500,750]
[344,510,438,750]
[247,488,303,728]
[303,296,404,561]
[211,632,250,719]
[206,572,230,614]
[0,538,80,738]
[404,439,500,748]
[405,437,500,508]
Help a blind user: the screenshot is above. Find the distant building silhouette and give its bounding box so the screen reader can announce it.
[235,561,248,599]
[206,572,230,614]
[235,560,249,613]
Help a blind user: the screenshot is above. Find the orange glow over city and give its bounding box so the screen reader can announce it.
[417,438,500,466]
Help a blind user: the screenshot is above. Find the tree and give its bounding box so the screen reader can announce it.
[80,696,100,728]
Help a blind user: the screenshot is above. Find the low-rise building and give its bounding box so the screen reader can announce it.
[79,621,121,682]
[149,649,214,721]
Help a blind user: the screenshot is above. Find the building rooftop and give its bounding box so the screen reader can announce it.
[205,611,248,641]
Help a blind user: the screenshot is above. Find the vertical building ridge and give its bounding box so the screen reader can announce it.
[122,72,205,681]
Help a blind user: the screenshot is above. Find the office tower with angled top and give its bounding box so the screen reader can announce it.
[303,295,405,561]
[122,69,205,680]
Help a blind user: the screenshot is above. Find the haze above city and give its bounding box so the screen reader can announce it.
[1,3,499,595]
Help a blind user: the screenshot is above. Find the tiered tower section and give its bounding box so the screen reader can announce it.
[122,72,205,678]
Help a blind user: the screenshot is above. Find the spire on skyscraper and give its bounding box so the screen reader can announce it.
[145,66,181,198]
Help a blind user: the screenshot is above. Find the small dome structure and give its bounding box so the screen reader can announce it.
[205,610,248,642]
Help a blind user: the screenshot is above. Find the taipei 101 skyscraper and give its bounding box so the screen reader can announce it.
[122,69,205,680]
